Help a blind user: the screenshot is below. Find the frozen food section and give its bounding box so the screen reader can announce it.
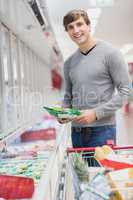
[0,116,70,200]
[0,0,66,199]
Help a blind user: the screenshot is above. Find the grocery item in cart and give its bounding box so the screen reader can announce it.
[107,167,133,200]
[94,145,133,170]
[67,145,133,199]
[0,174,34,199]
[94,145,115,160]
[72,152,89,182]
[80,172,111,200]
[68,149,110,199]
[43,106,81,120]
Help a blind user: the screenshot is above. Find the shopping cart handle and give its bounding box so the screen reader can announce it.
[67,147,96,153]
[67,145,133,153]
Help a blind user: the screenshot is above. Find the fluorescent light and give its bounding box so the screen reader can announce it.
[96,0,114,7]
[88,0,114,7]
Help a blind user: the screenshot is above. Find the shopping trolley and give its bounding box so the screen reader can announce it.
[66,145,133,200]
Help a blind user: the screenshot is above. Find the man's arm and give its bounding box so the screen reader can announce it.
[94,50,132,120]
[75,50,133,124]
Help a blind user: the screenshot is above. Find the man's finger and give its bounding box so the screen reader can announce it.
[57,118,71,124]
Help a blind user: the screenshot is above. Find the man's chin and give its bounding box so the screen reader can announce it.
[75,40,85,45]
[72,37,83,43]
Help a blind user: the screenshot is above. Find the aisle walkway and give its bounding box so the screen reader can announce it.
[116,106,133,145]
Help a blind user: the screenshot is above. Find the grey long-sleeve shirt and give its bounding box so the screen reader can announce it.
[63,41,132,127]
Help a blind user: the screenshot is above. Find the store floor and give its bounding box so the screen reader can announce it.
[116,106,133,146]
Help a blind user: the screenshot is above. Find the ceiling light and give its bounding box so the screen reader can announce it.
[88,0,114,7]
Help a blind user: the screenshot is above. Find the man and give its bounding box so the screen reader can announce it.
[61,9,131,148]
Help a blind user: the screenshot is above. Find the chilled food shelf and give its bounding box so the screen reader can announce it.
[0,117,69,200]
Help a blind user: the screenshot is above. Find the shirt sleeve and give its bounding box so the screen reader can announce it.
[62,61,72,108]
[95,50,133,120]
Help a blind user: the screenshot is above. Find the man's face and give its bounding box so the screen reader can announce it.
[66,17,90,45]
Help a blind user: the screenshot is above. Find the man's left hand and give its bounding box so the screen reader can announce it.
[74,110,97,124]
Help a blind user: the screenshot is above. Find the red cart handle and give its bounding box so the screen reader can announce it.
[67,147,96,153]
[67,145,133,153]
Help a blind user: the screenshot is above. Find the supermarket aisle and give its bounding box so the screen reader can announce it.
[116,106,133,145]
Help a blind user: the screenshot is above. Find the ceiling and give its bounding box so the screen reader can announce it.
[46,0,133,61]
[0,0,53,65]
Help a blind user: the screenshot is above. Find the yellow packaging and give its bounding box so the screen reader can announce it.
[107,168,133,200]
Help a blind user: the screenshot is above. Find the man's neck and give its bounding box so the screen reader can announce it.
[79,37,96,53]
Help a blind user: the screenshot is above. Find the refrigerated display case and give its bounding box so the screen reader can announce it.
[0,117,70,200]
[0,1,65,199]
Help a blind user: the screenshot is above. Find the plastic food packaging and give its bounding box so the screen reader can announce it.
[107,168,133,200]
[21,128,56,142]
[94,145,133,170]
[80,172,111,200]
[43,106,81,120]
[0,175,34,199]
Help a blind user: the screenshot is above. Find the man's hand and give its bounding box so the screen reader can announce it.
[73,109,97,124]
[57,118,71,124]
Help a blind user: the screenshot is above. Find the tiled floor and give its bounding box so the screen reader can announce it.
[116,104,133,145]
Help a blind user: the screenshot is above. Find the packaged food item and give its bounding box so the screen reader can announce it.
[94,147,106,161]
[107,168,133,200]
[0,175,34,199]
[21,128,56,142]
[80,172,111,200]
[72,153,89,182]
[94,145,133,170]
[87,167,105,181]
[102,145,115,156]
[43,106,81,120]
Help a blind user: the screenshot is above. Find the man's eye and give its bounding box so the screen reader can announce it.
[67,26,73,30]
[77,23,83,26]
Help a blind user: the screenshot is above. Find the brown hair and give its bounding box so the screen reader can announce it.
[63,9,91,31]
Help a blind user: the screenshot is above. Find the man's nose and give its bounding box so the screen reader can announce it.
[73,26,79,33]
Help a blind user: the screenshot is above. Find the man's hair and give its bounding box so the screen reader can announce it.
[63,9,91,31]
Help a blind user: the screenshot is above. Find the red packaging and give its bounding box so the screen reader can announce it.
[21,128,56,142]
[0,175,34,199]
[99,159,133,170]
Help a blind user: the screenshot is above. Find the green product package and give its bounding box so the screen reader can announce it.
[43,106,81,119]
